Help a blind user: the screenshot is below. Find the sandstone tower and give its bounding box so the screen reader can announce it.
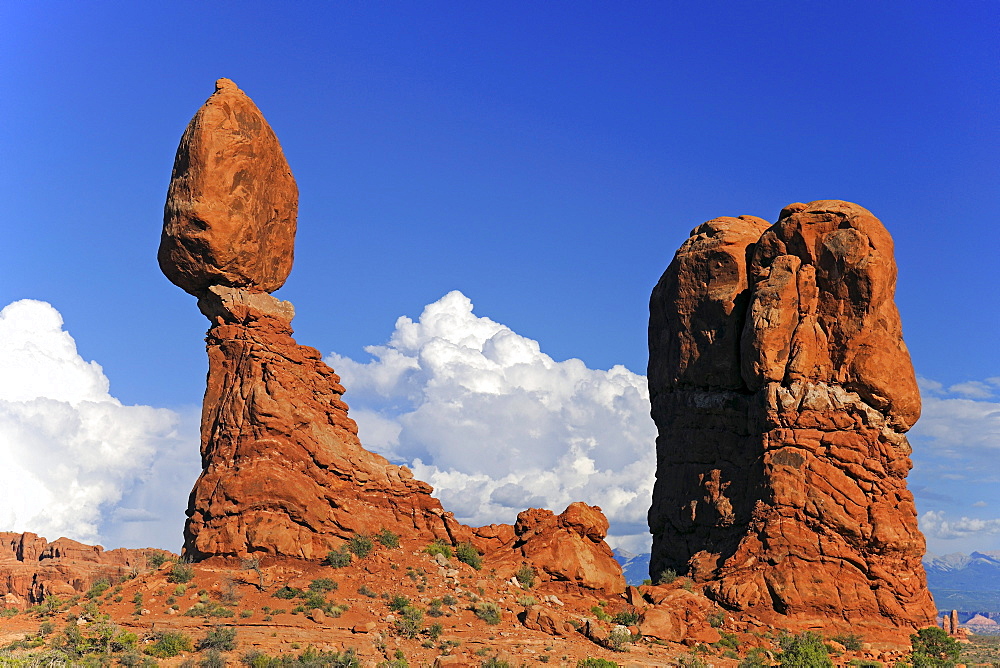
[647,201,935,629]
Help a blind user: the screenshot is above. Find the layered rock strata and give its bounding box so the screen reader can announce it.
[0,532,156,609]
[647,201,935,628]
[161,79,624,592]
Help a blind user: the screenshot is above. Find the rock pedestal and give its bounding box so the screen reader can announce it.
[648,201,935,629]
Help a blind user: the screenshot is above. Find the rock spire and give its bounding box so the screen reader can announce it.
[647,201,935,630]
[158,79,623,595]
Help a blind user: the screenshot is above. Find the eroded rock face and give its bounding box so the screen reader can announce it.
[159,78,297,296]
[0,532,155,608]
[183,286,460,559]
[165,81,624,594]
[648,201,935,629]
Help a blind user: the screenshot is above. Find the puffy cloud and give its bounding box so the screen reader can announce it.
[326,291,656,550]
[0,300,197,547]
[920,510,1000,540]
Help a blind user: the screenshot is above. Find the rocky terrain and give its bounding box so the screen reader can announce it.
[647,202,936,633]
[0,79,952,665]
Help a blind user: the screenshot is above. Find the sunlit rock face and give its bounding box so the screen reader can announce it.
[159,78,297,297]
[648,201,935,630]
[160,81,625,596]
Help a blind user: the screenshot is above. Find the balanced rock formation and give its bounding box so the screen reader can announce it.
[648,201,935,630]
[161,79,623,594]
[0,532,158,608]
[159,78,297,296]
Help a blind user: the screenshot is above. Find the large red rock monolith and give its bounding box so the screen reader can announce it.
[648,201,935,631]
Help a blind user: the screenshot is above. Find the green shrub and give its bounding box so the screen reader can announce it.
[427,622,444,640]
[394,605,424,639]
[146,552,169,569]
[590,605,611,622]
[424,539,453,559]
[606,626,634,652]
[846,661,882,668]
[272,586,302,599]
[909,627,960,667]
[455,542,483,570]
[442,594,458,606]
[347,534,374,559]
[656,568,677,584]
[715,631,739,650]
[778,631,833,668]
[514,564,535,588]
[168,562,195,584]
[85,578,111,599]
[388,594,411,612]
[325,547,352,568]
[199,625,237,651]
[358,585,377,598]
[610,608,640,626]
[309,578,338,593]
[199,648,226,668]
[473,601,501,625]
[146,630,194,658]
[576,659,618,668]
[376,528,400,549]
[427,599,445,617]
[676,655,708,668]
[516,596,538,607]
[738,648,773,668]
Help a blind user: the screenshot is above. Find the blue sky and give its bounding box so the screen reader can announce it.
[1,1,997,555]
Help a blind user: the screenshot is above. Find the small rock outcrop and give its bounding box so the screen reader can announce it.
[160,78,624,594]
[0,532,155,608]
[647,201,935,630]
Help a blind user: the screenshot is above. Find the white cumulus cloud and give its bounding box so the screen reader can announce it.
[326,291,656,552]
[921,510,1000,540]
[0,299,197,548]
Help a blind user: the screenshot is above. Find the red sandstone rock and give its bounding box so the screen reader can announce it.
[159,78,297,296]
[163,83,624,595]
[647,201,935,632]
[0,532,157,608]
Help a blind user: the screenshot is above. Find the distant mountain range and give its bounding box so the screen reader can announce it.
[613,549,1000,609]
[924,551,1000,615]
[612,548,651,585]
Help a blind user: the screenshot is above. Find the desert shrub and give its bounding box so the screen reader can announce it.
[37,620,55,637]
[199,625,237,651]
[516,596,538,607]
[346,534,374,559]
[846,661,882,668]
[606,627,634,652]
[424,539,452,559]
[85,578,110,599]
[473,601,501,625]
[147,552,169,568]
[199,649,226,668]
[358,585,377,598]
[376,527,400,549]
[611,608,640,626]
[514,564,535,588]
[272,586,302,599]
[657,568,677,585]
[738,648,773,668]
[715,631,739,650]
[324,547,352,568]
[455,542,483,570]
[576,659,618,668]
[909,627,961,667]
[146,630,194,658]
[707,609,726,628]
[309,578,338,593]
[169,562,195,584]
[590,605,611,622]
[481,659,512,668]
[394,605,424,639]
[442,594,458,606]
[388,594,411,612]
[830,632,864,651]
[427,622,444,640]
[427,599,445,617]
[59,620,138,656]
[778,631,833,667]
